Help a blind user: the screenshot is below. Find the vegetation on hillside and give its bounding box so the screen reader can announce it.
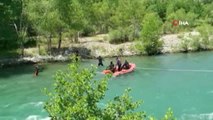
[0,0,212,56]
[179,24,213,52]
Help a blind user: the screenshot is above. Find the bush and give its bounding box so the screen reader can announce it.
[109,27,134,44]
[139,12,163,55]
[81,26,96,36]
[24,38,37,48]
[196,24,213,49]
[180,31,212,52]
[39,46,48,55]
[135,42,145,54]
[178,26,213,52]
[189,36,202,51]
[142,40,163,55]
[179,34,191,52]
[109,29,124,44]
[179,33,203,52]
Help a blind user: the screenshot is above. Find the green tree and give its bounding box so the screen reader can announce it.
[144,0,168,22]
[54,0,86,43]
[0,0,30,54]
[44,56,146,119]
[12,0,31,57]
[109,0,145,43]
[178,34,192,52]
[139,12,163,55]
[196,24,213,49]
[202,2,213,25]
[14,23,27,57]
[88,0,112,34]
[0,0,19,49]
[27,0,66,54]
[164,8,198,33]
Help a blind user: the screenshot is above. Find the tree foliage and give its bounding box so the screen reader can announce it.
[0,0,21,49]
[139,12,163,55]
[1,0,212,55]
[109,0,145,44]
[178,24,213,52]
[44,56,176,119]
[44,56,146,120]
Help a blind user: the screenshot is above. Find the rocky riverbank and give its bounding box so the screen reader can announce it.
[0,55,68,68]
[1,31,211,68]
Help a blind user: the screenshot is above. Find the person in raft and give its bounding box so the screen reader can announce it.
[106,61,115,73]
[116,57,122,71]
[97,56,104,66]
[34,65,39,76]
[122,60,130,69]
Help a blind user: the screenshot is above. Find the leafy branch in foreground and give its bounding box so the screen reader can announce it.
[43,55,145,119]
[44,55,175,120]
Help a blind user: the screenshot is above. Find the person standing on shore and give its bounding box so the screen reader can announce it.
[97,56,104,66]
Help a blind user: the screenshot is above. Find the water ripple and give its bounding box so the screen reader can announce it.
[21,101,43,108]
[181,112,213,120]
[25,115,50,120]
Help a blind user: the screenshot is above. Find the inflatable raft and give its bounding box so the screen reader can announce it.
[102,63,136,77]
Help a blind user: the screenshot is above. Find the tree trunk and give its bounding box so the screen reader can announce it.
[36,36,40,55]
[74,32,79,43]
[48,34,52,55]
[58,31,62,49]
[38,44,41,55]
[21,43,24,57]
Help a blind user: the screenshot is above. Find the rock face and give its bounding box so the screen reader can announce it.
[72,42,139,57]
[0,55,70,68]
[161,34,181,53]
[23,55,69,63]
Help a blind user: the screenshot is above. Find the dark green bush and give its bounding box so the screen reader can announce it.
[139,12,163,55]
[109,27,135,44]
[81,26,96,36]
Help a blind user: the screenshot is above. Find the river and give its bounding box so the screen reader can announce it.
[0,51,213,120]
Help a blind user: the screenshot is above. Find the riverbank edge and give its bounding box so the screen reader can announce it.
[2,49,213,68]
[1,32,212,68]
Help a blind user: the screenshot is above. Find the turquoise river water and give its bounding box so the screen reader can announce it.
[0,51,213,120]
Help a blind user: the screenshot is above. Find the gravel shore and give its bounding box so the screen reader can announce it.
[0,32,203,67]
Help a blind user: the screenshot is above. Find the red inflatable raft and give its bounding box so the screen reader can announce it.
[102,63,136,77]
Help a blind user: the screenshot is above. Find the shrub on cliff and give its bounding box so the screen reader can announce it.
[138,12,163,55]
[179,24,213,52]
[196,24,213,49]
